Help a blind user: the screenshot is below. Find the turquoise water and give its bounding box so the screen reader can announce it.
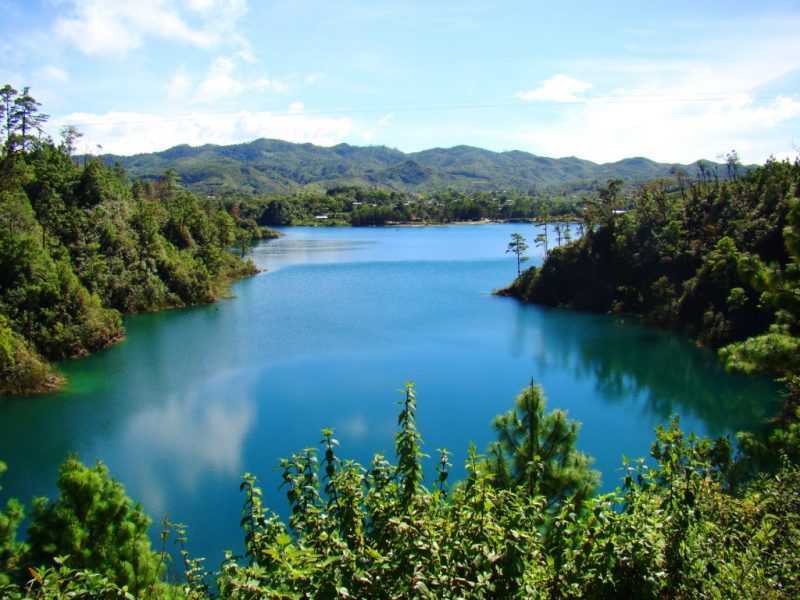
[0,224,778,564]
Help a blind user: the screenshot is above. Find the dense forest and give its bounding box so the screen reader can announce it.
[1,382,798,598]
[99,137,734,196]
[236,186,583,227]
[0,86,274,396]
[501,157,799,361]
[502,156,800,466]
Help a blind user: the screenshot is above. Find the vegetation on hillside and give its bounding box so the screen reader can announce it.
[502,155,800,472]
[100,137,734,196]
[1,382,798,598]
[503,157,798,352]
[100,139,737,228]
[0,86,273,395]
[232,185,584,227]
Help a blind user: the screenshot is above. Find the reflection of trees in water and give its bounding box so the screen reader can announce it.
[0,304,254,507]
[510,302,779,437]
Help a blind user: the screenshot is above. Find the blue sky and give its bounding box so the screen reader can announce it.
[1,0,799,163]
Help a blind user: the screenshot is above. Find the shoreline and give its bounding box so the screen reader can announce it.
[281,217,581,228]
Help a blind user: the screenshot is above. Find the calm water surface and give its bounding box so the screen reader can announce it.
[0,224,778,563]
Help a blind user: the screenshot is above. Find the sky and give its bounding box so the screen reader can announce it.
[1,0,799,163]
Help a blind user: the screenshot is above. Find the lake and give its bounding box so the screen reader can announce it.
[0,224,778,565]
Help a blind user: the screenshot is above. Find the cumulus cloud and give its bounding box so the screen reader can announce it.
[193,55,288,103]
[50,109,354,154]
[514,30,800,164]
[519,89,800,163]
[54,0,247,56]
[516,74,592,103]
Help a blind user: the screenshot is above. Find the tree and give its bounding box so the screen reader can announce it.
[0,85,19,150]
[534,232,548,257]
[585,178,623,232]
[0,461,25,587]
[506,232,528,275]
[25,457,164,597]
[486,381,599,508]
[11,87,48,151]
[726,150,741,181]
[721,197,800,376]
[396,382,424,505]
[58,125,82,157]
[541,213,550,251]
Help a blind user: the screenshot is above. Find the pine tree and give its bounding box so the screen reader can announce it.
[487,381,599,508]
[396,382,424,506]
[11,87,48,151]
[0,85,19,151]
[24,457,163,596]
[506,232,529,275]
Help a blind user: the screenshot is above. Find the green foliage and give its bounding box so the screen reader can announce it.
[0,314,60,394]
[395,382,425,504]
[0,86,265,395]
[720,197,800,376]
[506,232,529,275]
[99,138,734,196]
[240,185,587,227]
[24,456,164,598]
[486,382,599,507]
[0,461,25,587]
[503,157,800,480]
[3,556,135,600]
[1,384,800,598]
[506,159,799,352]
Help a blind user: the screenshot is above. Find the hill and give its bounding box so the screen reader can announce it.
[98,138,732,195]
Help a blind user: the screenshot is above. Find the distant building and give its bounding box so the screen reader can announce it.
[315,215,329,220]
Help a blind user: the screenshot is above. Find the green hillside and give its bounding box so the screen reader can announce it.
[99,138,734,195]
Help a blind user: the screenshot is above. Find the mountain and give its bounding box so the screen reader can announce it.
[99,138,731,195]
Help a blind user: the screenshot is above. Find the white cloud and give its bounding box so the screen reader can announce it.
[120,368,257,509]
[50,109,354,154]
[54,0,247,56]
[166,68,191,101]
[37,65,69,83]
[193,55,287,103]
[516,74,592,103]
[518,89,800,164]
[288,101,304,114]
[514,29,800,164]
[236,45,257,63]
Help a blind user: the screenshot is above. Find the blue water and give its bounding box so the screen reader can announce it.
[0,224,778,565]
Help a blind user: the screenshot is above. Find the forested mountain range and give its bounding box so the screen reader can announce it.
[98,138,736,195]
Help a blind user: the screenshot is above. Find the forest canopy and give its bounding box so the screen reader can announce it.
[0,86,271,395]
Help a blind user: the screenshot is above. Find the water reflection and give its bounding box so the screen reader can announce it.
[252,238,375,270]
[509,301,777,436]
[120,373,256,513]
